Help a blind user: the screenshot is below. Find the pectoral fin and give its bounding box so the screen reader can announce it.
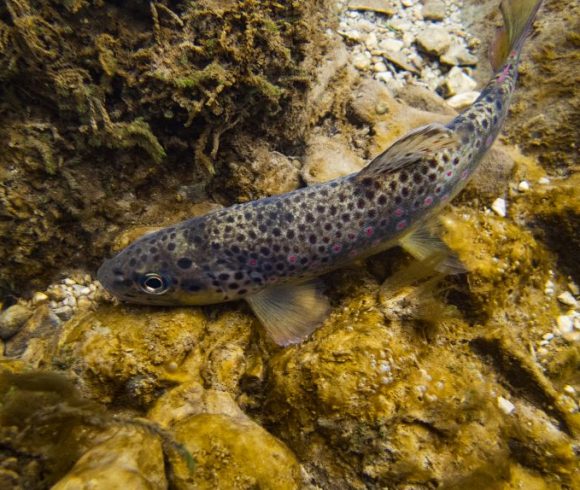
[245,280,330,346]
[399,227,466,274]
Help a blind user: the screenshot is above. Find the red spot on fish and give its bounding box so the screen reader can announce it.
[396,220,407,231]
[424,196,433,206]
[446,170,453,178]
[497,64,510,83]
[248,258,257,267]
[461,169,469,180]
[435,186,442,195]
[332,244,342,253]
[441,193,450,201]
[365,226,374,237]
[287,255,297,264]
[486,135,494,147]
[394,208,404,217]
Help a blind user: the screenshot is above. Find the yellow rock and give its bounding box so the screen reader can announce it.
[52,427,167,490]
[170,413,301,490]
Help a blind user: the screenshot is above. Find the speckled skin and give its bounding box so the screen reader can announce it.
[98,53,520,306]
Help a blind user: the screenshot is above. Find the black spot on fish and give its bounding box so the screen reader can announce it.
[249,230,257,240]
[324,223,332,231]
[170,233,176,239]
[211,242,219,250]
[309,234,317,244]
[259,224,267,233]
[167,243,176,251]
[229,283,239,289]
[413,173,422,184]
[260,247,270,256]
[226,216,235,223]
[300,257,308,264]
[272,228,281,237]
[161,235,168,241]
[329,206,338,216]
[273,244,281,252]
[238,289,247,295]
[219,273,230,281]
[225,225,233,233]
[306,213,315,223]
[402,187,410,197]
[399,172,409,183]
[231,245,240,254]
[368,209,377,218]
[237,234,245,242]
[177,257,193,269]
[495,99,503,111]
[286,229,295,239]
[453,156,460,166]
[341,213,350,222]
[389,181,398,192]
[361,177,373,187]
[482,119,489,129]
[395,196,402,205]
[285,213,294,222]
[275,263,284,271]
[429,173,437,182]
[298,224,306,232]
[378,195,387,205]
[318,245,326,253]
[365,190,375,200]
[316,205,325,213]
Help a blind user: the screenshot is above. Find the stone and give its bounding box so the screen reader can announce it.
[373,61,388,72]
[416,26,451,56]
[0,304,33,340]
[170,413,301,490]
[497,396,515,415]
[557,291,577,307]
[446,91,480,110]
[422,0,446,21]
[383,50,418,73]
[301,135,365,184]
[441,42,479,66]
[52,427,167,490]
[348,0,397,16]
[557,315,573,334]
[4,304,61,359]
[378,38,403,53]
[353,53,371,70]
[491,197,507,217]
[443,66,478,96]
[32,292,49,305]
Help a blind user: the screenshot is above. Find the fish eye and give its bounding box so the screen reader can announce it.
[140,273,169,295]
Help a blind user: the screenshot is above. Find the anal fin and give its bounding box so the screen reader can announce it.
[399,226,466,274]
[245,280,330,346]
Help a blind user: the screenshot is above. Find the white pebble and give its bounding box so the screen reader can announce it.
[63,278,75,286]
[544,279,555,295]
[373,61,388,72]
[497,396,515,415]
[557,315,574,334]
[32,292,49,305]
[353,53,371,70]
[542,333,554,340]
[563,385,576,395]
[63,296,77,308]
[538,177,550,185]
[557,291,578,307]
[518,181,530,192]
[491,198,507,217]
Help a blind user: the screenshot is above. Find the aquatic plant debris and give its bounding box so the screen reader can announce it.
[99,0,544,347]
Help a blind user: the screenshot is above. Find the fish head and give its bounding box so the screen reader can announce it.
[97,227,216,305]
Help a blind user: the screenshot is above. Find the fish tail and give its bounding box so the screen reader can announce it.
[489,0,543,71]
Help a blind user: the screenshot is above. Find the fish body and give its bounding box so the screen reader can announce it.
[98,0,543,345]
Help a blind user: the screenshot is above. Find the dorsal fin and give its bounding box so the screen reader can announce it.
[356,123,457,181]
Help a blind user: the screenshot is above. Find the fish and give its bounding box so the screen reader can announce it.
[98,0,543,346]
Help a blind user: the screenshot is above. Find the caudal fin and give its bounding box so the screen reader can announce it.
[489,0,543,71]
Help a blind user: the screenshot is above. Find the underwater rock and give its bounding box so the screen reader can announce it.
[416,26,452,56]
[0,304,33,340]
[422,0,446,21]
[301,134,365,184]
[55,305,206,406]
[441,41,479,66]
[229,139,301,200]
[348,0,397,16]
[446,90,481,110]
[170,413,301,490]
[52,427,167,490]
[4,304,61,362]
[443,66,478,97]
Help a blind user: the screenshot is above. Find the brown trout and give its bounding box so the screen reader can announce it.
[98,0,543,345]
